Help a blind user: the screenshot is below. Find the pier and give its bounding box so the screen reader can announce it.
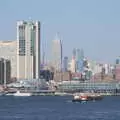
[56,80,120,95]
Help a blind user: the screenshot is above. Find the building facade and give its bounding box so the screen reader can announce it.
[17,21,40,79]
[69,56,76,73]
[63,56,68,72]
[76,48,84,72]
[0,41,16,78]
[0,58,11,84]
[51,37,62,72]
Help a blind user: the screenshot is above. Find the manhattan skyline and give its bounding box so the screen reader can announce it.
[0,0,120,63]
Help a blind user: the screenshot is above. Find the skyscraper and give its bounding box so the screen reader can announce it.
[0,58,11,84]
[63,56,68,72]
[51,34,62,72]
[76,48,84,72]
[76,48,84,61]
[17,20,40,79]
[69,56,76,73]
[116,57,120,64]
[72,48,76,59]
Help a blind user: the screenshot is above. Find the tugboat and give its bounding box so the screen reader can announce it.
[72,93,88,102]
[72,92,103,102]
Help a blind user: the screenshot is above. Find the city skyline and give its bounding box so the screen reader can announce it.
[0,0,120,63]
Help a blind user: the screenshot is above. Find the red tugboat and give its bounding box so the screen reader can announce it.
[72,92,103,102]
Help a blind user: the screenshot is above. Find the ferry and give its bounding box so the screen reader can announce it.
[72,92,103,102]
[13,91,32,97]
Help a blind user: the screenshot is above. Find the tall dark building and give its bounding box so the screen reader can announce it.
[116,58,120,64]
[0,58,11,84]
[63,56,68,72]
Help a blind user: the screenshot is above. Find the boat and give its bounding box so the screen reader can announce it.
[72,92,103,102]
[13,91,32,97]
[54,92,69,96]
[5,90,16,96]
[5,92,16,96]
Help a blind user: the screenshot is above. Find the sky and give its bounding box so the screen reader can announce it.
[0,0,120,64]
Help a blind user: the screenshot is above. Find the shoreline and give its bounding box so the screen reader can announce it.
[1,91,120,96]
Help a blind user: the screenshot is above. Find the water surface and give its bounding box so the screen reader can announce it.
[0,96,120,120]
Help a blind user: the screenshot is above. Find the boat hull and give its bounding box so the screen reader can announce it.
[72,99,88,102]
[13,94,32,97]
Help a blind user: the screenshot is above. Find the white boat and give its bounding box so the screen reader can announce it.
[6,93,14,96]
[13,91,32,97]
[54,92,68,96]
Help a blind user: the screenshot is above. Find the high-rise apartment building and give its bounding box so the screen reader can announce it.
[0,41,16,78]
[17,21,40,79]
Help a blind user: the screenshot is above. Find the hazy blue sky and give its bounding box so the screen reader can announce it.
[0,0,120,63]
